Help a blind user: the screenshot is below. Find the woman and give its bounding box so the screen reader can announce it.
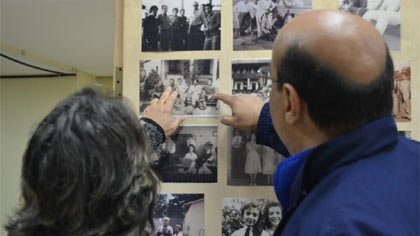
[231,202,269,236]
[263,202,282,236]
[184,144,198,174]
[262,147,276,185]
[5,87,184,236]
[244,134,262,185]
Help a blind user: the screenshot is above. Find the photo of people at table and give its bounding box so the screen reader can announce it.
[150,125,218,183]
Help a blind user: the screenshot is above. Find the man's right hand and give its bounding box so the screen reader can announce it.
[214,93,265,132]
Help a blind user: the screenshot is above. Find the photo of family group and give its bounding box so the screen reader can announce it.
[154,193,204,236]
[140,59,219,117]
[142,0,221,52]
[393,60,411,122]
[223,198,282,236]
[150,126,218,183]
[338,0,401,51]
[233,0,312,50]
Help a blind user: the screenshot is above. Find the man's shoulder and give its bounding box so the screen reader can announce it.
[285,149,420,235]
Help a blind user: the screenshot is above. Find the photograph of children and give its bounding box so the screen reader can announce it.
[229,60,285,186]
[223,198,283,236]
[140,59,219,117]
[338,0,400,51]
[233,0,312,51]
[392,60,411,122]
[229,129,285,186]
[142,0,221,52]
[150,125,218,183]
[398,131,412,140]
[154,193,204,236]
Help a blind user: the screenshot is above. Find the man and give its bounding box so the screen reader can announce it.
[216,10,419,235]
[201,78,216,107]
[142,5,159,51]
[188,1,205,50]
[178,9,189,50]
[170,8,183,51]
[174,224,183,236]
[158,5,172,51]
[256,0,276,38]
[156,217,174,236]
[203,4,221,50]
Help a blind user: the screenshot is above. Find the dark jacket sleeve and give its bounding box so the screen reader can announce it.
[255,103,290,157]
[139,117,166,151]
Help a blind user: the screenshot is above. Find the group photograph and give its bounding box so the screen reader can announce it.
[142,0,221,52]
[140,59,219,117]
[233,0,312,50]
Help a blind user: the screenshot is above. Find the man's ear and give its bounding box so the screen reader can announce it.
[283,83,302,125]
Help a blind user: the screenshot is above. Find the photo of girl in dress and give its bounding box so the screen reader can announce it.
[229,129,285,186]
[245,134,262,186]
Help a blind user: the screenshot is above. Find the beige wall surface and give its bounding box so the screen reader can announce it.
[0,73,103,235]
[126,0,420,235]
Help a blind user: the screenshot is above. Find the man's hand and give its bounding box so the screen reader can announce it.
[215,93,264,132]
[143,87,185,136]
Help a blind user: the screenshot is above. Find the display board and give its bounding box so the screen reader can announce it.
[122,0,420,235]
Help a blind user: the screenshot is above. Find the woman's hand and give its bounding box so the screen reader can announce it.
[143,87,185,136]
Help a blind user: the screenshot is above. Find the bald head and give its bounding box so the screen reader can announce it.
[273,10,387,84]
[270,10,394,137]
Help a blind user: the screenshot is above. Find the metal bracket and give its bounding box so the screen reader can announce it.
[114,66,123,99]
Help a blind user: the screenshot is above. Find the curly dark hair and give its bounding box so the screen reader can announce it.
[263,202,282,229]
[5,88,158,236]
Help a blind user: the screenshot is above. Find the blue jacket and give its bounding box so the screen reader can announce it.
[256,103,420,235]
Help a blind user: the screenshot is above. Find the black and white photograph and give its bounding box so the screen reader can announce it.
[151,125,218,183]
[229,60,285,186]
[338,0,401,51]
[393,60,410,122]
[232,59,272,101]
[140,59,219,117]
[233,0,312,51]
[154,193,204,236]
[398,131,412,139]
[142,0,221,52]
[223,198,283,236]
[229,129,285,186]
